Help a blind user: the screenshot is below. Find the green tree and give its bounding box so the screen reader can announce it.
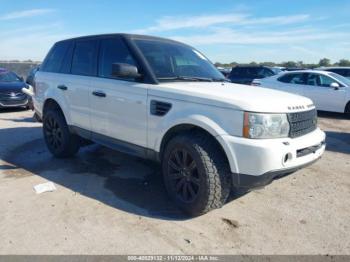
[319,58,331,67]
[338,59,350,67]
[281,61,298,68]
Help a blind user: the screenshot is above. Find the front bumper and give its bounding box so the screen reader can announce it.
[0,97,29,108]
[219,128,326,189]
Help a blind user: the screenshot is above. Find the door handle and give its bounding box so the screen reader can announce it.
[57,85,68,91]
[92,91,106,97]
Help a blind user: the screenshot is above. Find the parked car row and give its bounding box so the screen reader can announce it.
[215,65,350,116]
[227,65,282,85]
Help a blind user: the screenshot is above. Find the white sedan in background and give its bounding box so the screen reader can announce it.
[252,70,350,114]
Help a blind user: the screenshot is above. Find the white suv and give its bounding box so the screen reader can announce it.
[32,34,326,216]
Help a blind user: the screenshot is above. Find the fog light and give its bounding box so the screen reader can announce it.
[283,153,293,164]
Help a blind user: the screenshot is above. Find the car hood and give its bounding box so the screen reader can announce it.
[149,82,314,113]
[0,81,27,92]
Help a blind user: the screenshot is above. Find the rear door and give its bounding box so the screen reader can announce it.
[37,40,93,131]
[63,39,98,131]
[90,36,148,148]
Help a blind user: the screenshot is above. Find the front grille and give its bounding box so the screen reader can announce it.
[0,91,26,99]
[288,109,317,138]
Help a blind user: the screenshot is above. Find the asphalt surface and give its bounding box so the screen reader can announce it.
[0,108,349,254]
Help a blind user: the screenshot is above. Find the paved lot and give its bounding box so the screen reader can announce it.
[0,108,349,254]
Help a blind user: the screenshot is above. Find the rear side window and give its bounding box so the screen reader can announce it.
[98,38,137,78]
[229,67,247,77]
[71,40,98,76]
[278,73,306,84]
[262,68,274,77]
[60,42,74,74]
[41,41,71,73]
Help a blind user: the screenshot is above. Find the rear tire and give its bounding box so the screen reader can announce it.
[43,109,80,158]
[162,132,231,216]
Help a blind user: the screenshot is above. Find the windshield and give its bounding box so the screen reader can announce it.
[271,68,282,74]
[329,72,350,86]
[0,72,21,82]
[134,39,226,81]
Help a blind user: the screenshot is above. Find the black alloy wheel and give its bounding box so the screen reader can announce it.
[167,148,200,203]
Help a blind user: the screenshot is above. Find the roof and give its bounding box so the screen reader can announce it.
[56,33,186,46]
[280,70,348,77]
[316,66,350,70]
[231,65,275,70]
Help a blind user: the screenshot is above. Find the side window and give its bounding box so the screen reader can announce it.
[98,38,137,79]
[71,40,98,76]
[247,68,261,77]
[41,41,70,73]
[306,74,319,86]
[278,74,293,83]
[262,68,274,77]
[306,74,338,87]
[60,41,74,74]
[318,74,337,87]
[230,68,245,77]
[278,73,305,84]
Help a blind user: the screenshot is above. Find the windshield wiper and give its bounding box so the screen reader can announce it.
[158,76,213,82]
[211,78,231,83]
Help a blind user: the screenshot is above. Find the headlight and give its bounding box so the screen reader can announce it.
[243,112,290,139]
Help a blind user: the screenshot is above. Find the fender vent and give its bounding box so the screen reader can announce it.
[150,100,172,116]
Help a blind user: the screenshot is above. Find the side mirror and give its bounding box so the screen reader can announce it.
[330,82,340,90]
[19,76,24,82]
[111,63,141,79]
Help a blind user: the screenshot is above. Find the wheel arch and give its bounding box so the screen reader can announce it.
[158,123,237,173]
[43,98,70,123]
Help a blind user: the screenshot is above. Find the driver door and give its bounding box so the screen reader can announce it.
[303,73,346,112]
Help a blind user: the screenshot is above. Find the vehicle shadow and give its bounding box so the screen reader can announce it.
[0,107,28,113]
[0,126,188,220]
[318,111,349,120]
[0,125,248,220]
[325,131,350,155]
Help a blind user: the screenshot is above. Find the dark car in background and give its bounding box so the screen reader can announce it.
[316,67,350,80]
[0,68,30,109]
[216,67,231,78]
[228,65,282,85]
[26,65,40,87]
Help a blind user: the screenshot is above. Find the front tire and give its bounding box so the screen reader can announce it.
[43,109,80,158]
[345,102,350,118]
[162,132,231,216]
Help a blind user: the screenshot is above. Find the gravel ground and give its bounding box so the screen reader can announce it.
[0,108,349,254]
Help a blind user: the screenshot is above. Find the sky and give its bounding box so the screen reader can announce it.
[0,0,350,63]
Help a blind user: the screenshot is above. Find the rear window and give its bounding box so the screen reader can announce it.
[41,41,71,73]
[230,67,247,77]
[230,67,268,77]
[71,40,98,76]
